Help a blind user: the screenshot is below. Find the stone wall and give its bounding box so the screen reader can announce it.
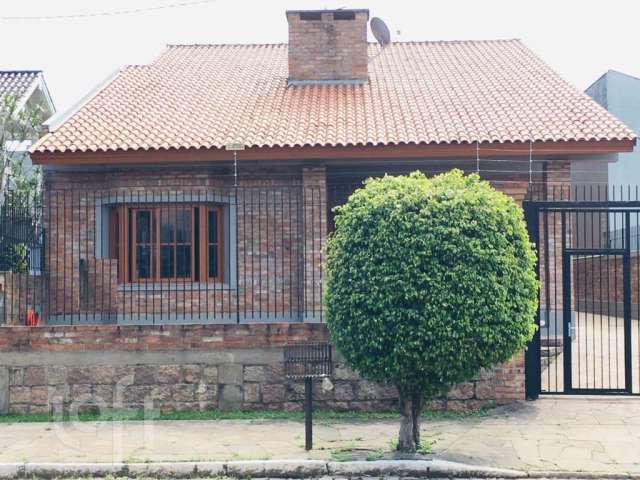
[0,323,524,414]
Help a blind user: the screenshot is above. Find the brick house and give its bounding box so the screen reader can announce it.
[0,9,635,414]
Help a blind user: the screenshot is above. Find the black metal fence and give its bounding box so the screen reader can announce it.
[0,185,361,326]
[524,185,640,397]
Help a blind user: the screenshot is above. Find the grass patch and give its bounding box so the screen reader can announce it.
[417,440,434,455]
[387,437,434,455]
[0,407,491,424]
[365,449,385,461]
[330,441,357,462]
[388,438,399,451]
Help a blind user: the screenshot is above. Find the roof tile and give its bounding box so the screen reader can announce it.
[34,40,635,154]
[0,71,41,101]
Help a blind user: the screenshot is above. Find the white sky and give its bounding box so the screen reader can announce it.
[1,0,638,114]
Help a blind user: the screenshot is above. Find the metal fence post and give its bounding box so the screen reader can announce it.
[304,377,313,450]
[524,201,541,400]
[624,211,632,392]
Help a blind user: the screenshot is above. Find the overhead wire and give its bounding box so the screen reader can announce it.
[0,0,218,21]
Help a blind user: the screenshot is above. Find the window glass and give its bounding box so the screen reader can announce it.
[160,210,174,243]
[176,209,191,243]
[176,245,191,277]
[208,210,219,278]
[137,246,152,279]
[135,210,153,279]
[160,245,175,278]
[136,210,151,243]
[208,210,218,243]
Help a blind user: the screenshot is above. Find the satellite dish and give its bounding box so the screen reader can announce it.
[370,17,391,47]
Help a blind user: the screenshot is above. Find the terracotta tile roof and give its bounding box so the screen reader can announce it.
[0,71,42,101]
[33,40,636,154]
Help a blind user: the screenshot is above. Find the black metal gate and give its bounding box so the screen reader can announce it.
[525,191,640,398]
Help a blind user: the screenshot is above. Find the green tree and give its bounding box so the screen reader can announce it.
[0,93,43,272]
[325,170,538,452]
[0,93,43,195]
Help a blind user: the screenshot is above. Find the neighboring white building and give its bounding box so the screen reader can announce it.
[582,70,640,188]
[576,71,640,248]
[0,71,56,190]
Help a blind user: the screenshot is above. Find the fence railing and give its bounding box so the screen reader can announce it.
[526,183,640,203]
[0,185,359,326]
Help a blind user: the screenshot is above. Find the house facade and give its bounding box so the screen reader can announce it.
[0,9,635,414]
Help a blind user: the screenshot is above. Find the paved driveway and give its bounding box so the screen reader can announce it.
[0,397,639,474]
[434,396,640,472]
[542,313,640,393]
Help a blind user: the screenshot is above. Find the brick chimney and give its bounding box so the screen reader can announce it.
[286,9,369,84]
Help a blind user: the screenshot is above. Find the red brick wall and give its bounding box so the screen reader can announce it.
[572,252,639,311]
[286,10,368,82]
[0,323,329,351]
[538,161,571,313]
[39,166,324,323]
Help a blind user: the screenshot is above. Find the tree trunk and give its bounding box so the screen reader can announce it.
[397,390,422,452]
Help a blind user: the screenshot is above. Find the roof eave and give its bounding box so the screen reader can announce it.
[30,138,637,167]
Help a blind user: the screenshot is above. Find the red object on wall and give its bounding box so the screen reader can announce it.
[26,308,40,327]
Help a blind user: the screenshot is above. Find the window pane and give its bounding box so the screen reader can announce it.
[136,211,151,243]
[136,246,151,279]
[208,245,218,278]
[160,209,174,243]
[175,209,191,243]
[176,245,191,277]
[111,209,120,261]
[160,245,175,278]
[208,210,218,243]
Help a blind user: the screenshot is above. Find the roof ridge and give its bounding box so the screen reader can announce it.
[163,38,522,49]
[166,42,287,48]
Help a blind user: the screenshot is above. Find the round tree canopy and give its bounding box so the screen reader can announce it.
[325,170,538,398]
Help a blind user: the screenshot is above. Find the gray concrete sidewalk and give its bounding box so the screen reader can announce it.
[0,397,639,474]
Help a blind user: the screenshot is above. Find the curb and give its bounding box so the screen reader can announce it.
[0,459,638,479]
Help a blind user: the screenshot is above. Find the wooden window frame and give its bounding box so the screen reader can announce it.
[108,207,120,261]
[109,204,223,284]
[201,206,224,283]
